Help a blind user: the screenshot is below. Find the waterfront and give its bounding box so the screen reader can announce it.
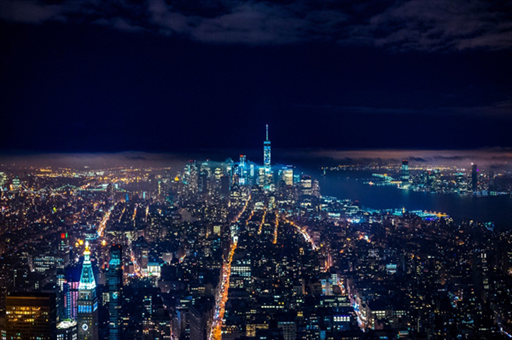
[317,171,512,230]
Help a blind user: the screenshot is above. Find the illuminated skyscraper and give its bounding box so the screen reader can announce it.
[258,167,266,187]
[78,242,98,340]
[249,163,255,179]
[198,170,208,194]
[401,160,410,189]
[108,244,123,340]
[300,175,312,196]
[0,172,6,188]
[63,265,80,321]
[282,166,293,186]
[220,175,230,198]
[239,155,247,185]
[472,163,478,191]
[11,176,21,191]
[263,125,271,190]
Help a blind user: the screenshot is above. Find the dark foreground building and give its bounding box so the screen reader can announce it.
[6,292,57,340]
[108,244,123,340]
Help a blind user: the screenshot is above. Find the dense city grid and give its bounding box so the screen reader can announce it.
[0,130,511,340]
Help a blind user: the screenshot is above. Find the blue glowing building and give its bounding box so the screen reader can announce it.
[108,244,123,340]
[263,125,272,190]
[77,242,98,340]
[239,155,247,185]
[401,159,410,189]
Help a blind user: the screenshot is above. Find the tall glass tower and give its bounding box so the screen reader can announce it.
[401,160,409,182]
[239,155,247,185]
[78,242,98,340]
[400,160,410,189]
[108,244,123,340]
[471,163,478,191]
[263,125,271,189]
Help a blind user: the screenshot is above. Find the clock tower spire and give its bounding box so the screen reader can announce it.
[78,242,99,340]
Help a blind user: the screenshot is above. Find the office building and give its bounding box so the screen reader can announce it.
[282,166,293,186]
[472,163,478,191]
[6,292,57,340]
[277,321,297,340]
[401,160,410,188]
[108,245,123,340]
[57,319,79,340]
[64,280,80,321]
[189,299,213,340]
[220,176,230,198]
[249,163,255,179]
[300,175,312,196]
[239,155,247,185]
[11,176,21,191]
[198,171,208,195]
[0,172,6,188]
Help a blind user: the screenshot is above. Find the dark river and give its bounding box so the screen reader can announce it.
[314,170,512,230]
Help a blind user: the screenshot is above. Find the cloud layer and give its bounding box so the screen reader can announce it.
[297,99,512,117]
[2,148,511,170]
[287,147,512,167]
[1,0,511,51]
[348,0,512,51]
[278,148,512,171]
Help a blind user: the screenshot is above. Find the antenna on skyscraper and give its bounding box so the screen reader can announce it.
[266,124,268,141]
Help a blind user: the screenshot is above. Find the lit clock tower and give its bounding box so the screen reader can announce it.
[263,124,272,190]
[78,242,99,340]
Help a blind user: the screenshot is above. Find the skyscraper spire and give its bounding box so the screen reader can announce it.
[78,241,99,340]
[263,124,272,190]
[79,241,96,291]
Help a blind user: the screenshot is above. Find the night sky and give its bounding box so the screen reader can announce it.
[1,0,511,153]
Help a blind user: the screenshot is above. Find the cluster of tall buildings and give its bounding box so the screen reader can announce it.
[171,125,318,200]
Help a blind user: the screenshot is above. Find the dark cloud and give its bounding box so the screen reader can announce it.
[125,155,147,160]
[2,149,511,170]
[94,17,146,32]
[347,0,512,52]
[409,157,427,162]
[301,148,512,167]
[0,0,66,23]
[1,0,510,51]
[0,151,188,169]
[296,99,512,117]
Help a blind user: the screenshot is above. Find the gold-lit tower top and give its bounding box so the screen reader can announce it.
[79,240,96,290]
